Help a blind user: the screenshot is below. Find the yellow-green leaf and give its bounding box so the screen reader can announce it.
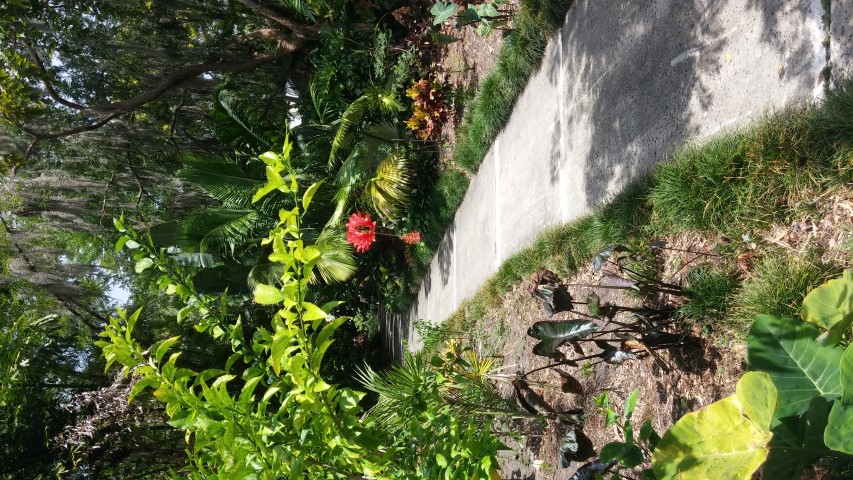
[253,284,285,305]
[652,372,776,480]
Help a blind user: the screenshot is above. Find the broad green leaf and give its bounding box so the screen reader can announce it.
[764,396,829,479]
[430,2,457,25]
[748,315,842,418]
[825,402,853,454]
[253,284,285,305]
[651,372,776,480]
[800,270,852,335]
[735,370,777,430]
[527,320,597,341]
[135,257,154,273]
[842,344,853,405]
[472,3,499,18]
[301,302,328,321]
[601,442,644,468]
[172,253,217,268]
[639,418,661,450]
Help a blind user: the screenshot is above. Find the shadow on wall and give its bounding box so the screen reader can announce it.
[378,303,411,363]
[555,0,821,210]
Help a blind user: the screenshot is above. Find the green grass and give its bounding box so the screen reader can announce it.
[679,265,741,325]
[732,254,841,331]
[437,82,853,344]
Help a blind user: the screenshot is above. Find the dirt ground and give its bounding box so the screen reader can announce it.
[431,2,515,159]
[462,242,747,479]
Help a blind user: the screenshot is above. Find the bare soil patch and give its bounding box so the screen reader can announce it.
[464,243,748,479]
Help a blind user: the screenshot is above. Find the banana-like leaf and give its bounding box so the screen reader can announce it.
[651,372,777,480]
[172,253,217,268]
[748,315,842,419]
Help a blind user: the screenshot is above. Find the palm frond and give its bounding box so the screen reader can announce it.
[179,209,271,257]
[327,148,368,225]
[274,0,315,21]
[364,120,401,143]
[364,86,404,115]
[364,153,411,221]
[178,154,263,209]
[329,96,369,166]
[310,65,338,124]
[313,226,356,284]
[213,89,274,149]
[357,353,431,429]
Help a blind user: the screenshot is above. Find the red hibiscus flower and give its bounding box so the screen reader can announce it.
[346,212,376,253]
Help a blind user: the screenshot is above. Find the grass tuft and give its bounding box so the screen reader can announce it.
[679,266,741,324]
[732,254,840,331]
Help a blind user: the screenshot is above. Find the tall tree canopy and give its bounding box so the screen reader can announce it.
[0,0,323,168]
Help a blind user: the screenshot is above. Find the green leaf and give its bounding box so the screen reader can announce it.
[435,453,448,468]
[842,344,853,405]
[527,320,597,341]
[115,235,130,252]
[800,270,852,337]
[764,396,830,479]
[430,2,457,25]
[651,372,776,480]
[154,336,181,363]
[302,179,324,212]
[825,402,853,454]
[601,442,644,468]
[135,257,154,273]
[748,315,843,418]
[472,3,499,18]
[172,253,217,268]
[113,216,126,232]
[253,284,285,305]
[735,369,777,430]
[125,239,140,250]
[624,389,639,421]
[639,418,661,450]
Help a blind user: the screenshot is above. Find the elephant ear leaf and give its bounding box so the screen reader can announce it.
[527,320,597,341]
[824,344,853,455]
[651,372,777,480]
[800,270,853,346]
[748,315,842,419]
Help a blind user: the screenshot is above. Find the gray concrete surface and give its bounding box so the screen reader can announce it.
[832,0,853,83]
[381,0,832,359]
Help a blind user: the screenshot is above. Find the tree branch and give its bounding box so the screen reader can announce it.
[24,41,89,111]
[233,0,319,38]
[88,49,295,114]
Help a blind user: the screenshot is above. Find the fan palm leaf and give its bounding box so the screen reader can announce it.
[364,153,411,221]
